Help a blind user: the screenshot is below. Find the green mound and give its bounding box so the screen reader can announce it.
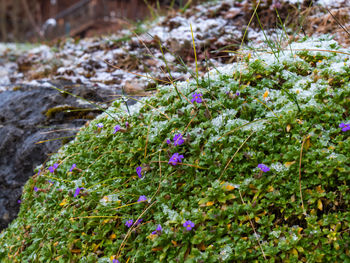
[1,36,349,262]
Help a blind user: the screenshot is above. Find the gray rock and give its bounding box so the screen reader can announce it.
[0,81,124,230]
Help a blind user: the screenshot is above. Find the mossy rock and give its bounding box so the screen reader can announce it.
[1,37,349,262]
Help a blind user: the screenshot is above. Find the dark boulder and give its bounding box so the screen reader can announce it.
[0,81,122,230]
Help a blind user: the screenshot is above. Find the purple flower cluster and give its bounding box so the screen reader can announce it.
[113,125,121,134]
[191,92,203,103]
[258,164,270,172]
[168,153,184,166]
[125,219,133,228]
[339,122,350,132]
[152,224,162,235]
[173,133,184,146]
[48,163,59,173]
[183,220,195,231]
[96,123,104,128]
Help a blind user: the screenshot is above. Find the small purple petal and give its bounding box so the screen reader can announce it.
[258,164,270,172]
[166,139,171,145]
[125,122,129,128]
[17,200,21,204]
[34,187,38,192]
[74,187,83,197]
[113,125,121,134]
[135,218,143,225]
[69,163,76,172]
[136,166,142,178]
[137,195,147,203]
[97,123,104,128]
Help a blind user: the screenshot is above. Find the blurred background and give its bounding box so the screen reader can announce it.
[0,0,194,42]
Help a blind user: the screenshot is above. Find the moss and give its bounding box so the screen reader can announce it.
[0,37,349,263]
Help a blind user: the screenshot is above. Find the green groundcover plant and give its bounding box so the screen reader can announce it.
[0,36,350,262]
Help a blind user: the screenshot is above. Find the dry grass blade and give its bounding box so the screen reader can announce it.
[117,200,157,258]
[324,6,350,38]
[299,134,309,215]
[238,189,267,260]
[144,115,153,159]
[220,131,256,180]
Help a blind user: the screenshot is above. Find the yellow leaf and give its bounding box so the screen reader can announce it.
[304,136,311,150]
[227,194,236,200]
[316,185,325,193]
[109,233,116,240]
[284,161,295,168]
[290,248,298,256]
[92,243,100,252]
[263,90,269,99]
[247,53,251,60]
[59,199,67,206]
[71,249,81,253]
[267,186,274,192]
[206,201,215,207]
[291,195,295,202]
[171,240,178,246]
[223,184,235,191]
[286,124,291,132]
[255,217,260,223]
[317,199,323,211]
[147,234,157,241]
[297,227,303,235]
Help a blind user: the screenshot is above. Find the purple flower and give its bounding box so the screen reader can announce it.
[339,122,350,132]
[191,92,203,103]
[125,219,133,228]
[112,259,120,263]
[74,187,84,197]
[152,224,162,235]
[257,164,270,172]
[69,163,76,172]
[168,153,184,166]
[113,125,121,134]
[136,166,142,178]
[48,180,54,184]
[49,163,59,173]
[166,139,171,145]
[135,218,143,225]
[17,199,21,204]
[34,187,39,192]
[97,123,104,128]
[183,220,195,231]
[125,122,129,128]
[236,92,240,96]
[173,133,184,146]
[138,195,147,203]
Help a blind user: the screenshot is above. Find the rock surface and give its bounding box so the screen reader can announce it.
[0,81,122,230]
